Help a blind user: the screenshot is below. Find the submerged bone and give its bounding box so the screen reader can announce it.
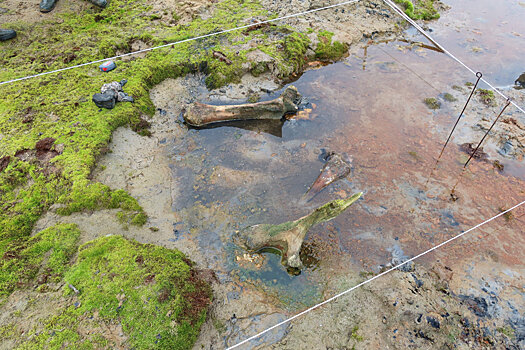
[305,152,352,200]
[183,86,301,126]
[234,192,362,269]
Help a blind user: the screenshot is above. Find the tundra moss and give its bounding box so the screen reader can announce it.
[394,0,440,20]
[477,88,496,106]
[20,236,209,349]
[443,93,457,102]
[315,31,348,62]
[424,97,441,109]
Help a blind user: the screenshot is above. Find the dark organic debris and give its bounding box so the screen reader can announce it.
[212,50,232,65]
[459,295,489,317]
[515,72,525,87]
[183,86,301,127]
[244,20,270,33]
[459,143,488,161]
[35,137,56,154]
[234,193,362,269]
[304,151,352,200]
[0,156,10,172]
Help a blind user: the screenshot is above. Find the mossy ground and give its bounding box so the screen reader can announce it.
[477,88,497,106]
[315,31,348,62]
[394,0,440,21]
[6,233,211,349]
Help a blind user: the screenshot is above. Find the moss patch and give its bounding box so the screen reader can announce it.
[0,223,80,301]
[315,31,348,62]
[394,0,440,20]
[17,235,211,349]
[443,93,457,102]
[424,97,441,109]
[477,88,496,106]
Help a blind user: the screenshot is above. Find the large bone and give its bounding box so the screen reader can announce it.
[234,192,362,269]
[183,86,301,126]
[304,152,352,201]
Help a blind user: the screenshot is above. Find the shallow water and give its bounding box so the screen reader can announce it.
[158,0,525,311]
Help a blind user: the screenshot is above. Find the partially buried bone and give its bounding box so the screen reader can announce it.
[233,192,362,269]
[183,86,301,126]
[304,151,352,201]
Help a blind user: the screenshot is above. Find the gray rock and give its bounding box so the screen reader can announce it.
[0,29,16,41]
[92,93,116,109]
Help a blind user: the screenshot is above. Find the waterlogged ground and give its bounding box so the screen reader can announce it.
[15,0,525,348]
[90,31,524,350]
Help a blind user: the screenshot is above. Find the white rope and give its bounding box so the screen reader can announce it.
[226,199,525,349]
[381,0,525,115]
[0,0,362,86]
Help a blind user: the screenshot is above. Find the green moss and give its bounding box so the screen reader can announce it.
[0,223,81,301]
[497,326,515,338]
[443,93,457,102]
[424,97,441,109]
[350,326,364,341]
[13,235,210,349]
[477,88,496,106]
[394,0,440,20]
[315,31,348,62]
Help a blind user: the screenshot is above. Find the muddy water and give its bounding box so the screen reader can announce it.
[90,0,525,347]
[159,35,524,315]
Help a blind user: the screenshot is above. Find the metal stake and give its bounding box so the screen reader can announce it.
[438,72,483,160]
[451,98,512,196]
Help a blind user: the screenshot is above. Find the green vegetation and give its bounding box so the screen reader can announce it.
[0,223,80,301]
[394,0,440,20]
[443,93,457,102]
[477,88,496,106]
[497,326,515,338]
[315,31,348,62]
[499,206,514,222]
[424,97,441,109]
[350,326,364,341]
[15,235,211,349]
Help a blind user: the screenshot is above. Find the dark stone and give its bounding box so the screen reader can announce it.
[0,29,16,41]
[92,93,116,109]
[426,316,440,329]
[39,0,57,13]
[498,140,514,157]
[459,295,488,317]
[88,0,108,8]
[515,72,525,87]
[411,273,424,288]
[0,156,10,172]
